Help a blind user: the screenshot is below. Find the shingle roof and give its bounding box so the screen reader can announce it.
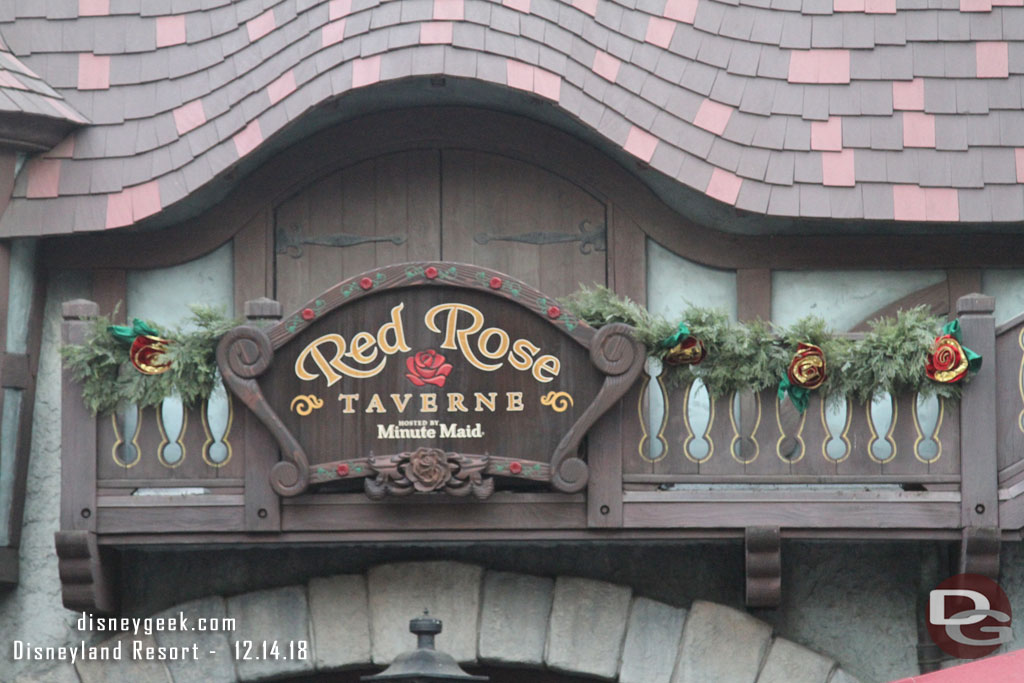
[2,0,1024,234]
[0,31,86,152]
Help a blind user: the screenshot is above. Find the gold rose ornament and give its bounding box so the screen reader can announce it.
[778,342,826,413]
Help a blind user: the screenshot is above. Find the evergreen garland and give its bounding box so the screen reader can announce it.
[561,285,963,402]
[61,306,240,414]
[62,290,964,413]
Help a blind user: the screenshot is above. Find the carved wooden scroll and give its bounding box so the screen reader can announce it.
[217,262,644,499]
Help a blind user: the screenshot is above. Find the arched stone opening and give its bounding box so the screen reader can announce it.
[26,562,862,683]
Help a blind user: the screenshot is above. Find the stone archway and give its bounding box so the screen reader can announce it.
[26,562,863,683]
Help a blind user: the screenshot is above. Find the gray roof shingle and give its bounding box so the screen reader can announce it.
[2,0,1024,234]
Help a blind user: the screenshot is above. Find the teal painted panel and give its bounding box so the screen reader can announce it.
[646,239,737,321]
[0,388,22,546]
[6,239,36,354]
[771,270,944,331]
[982,270,1024,325]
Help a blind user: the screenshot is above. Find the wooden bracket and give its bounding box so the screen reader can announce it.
[745,526,781,608]
[959,526,1001,580]
[55,530,117,614]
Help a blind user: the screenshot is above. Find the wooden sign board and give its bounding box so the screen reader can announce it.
[218,263,643,499]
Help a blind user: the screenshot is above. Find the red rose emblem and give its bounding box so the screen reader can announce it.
[406,349,454,387]
[130,335,172,375]
[926,335,969,383]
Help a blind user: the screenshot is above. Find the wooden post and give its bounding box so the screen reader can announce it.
[61,300,99,533]
[587,403,623,528]
[242,298,282,532]
[737,269,771,323]
[58,299,117,613]
[0,240,10,585]
[957,294,1000,576]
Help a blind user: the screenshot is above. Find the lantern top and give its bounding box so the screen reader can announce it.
[360,616,489,682]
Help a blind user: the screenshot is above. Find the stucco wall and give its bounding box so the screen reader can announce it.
[0,271,90,676]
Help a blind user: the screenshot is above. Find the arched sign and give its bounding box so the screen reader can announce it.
[217,263,643,499]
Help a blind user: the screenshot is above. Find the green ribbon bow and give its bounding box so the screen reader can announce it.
[107,318,162,345]
[659,322,691,349]
[941,319,983,374]
[777,376,810,414]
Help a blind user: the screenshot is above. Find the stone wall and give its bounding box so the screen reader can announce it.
[14,561,861,683]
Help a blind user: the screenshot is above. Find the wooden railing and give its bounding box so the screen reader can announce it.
[56,293,1024,612]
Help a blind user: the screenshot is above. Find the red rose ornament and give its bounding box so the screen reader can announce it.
[926,335,969,383]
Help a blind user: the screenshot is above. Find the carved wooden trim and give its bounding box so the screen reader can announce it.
[217,262,645,498]
[55,530,117,614]
[364,448,494,500]
[745,526,781,608]
[550,322,644,492]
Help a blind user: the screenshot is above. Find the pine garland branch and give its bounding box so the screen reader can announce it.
[562,287,960,402]
[61,305,241,414]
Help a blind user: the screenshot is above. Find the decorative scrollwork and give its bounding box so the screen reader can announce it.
[217,322,310,496]
[364,448,494,500]
[270,459,308,497]
[551,456,589,492]
[541,391,574,412]
[591,323,644,376]
[217,326,273,379]
[550,322,645,493]
[290,394,324,416]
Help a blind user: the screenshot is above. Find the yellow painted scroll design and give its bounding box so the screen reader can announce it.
[541,391,574,413]
[291,394,324,416]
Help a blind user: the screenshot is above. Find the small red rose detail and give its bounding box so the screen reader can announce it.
[509,462,523,475]
[489,276,502,289]
[130,335,172,375]
[406,349,454,387]
[425,266,438,279]
[337,464,350,477]
[547,305,561,319]
[359,277,374,290]
[301,307,315,321]
[926,335,969,383]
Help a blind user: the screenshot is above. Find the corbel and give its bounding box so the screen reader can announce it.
[959,526,1001,580]
[745,526,781,608]
[55,530,118,614]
